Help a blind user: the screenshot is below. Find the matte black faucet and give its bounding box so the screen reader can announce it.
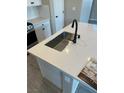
[71,19,78,43]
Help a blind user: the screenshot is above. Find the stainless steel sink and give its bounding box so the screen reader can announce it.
[45,32,74,51]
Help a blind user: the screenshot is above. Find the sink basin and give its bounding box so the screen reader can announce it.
[45,32,74,51]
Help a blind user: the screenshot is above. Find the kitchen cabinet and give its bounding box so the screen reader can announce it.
[34,19,51,42]
[36,57,79,92]
[27,0,42,7]
[36,57,62,89]
[42,0,64,34]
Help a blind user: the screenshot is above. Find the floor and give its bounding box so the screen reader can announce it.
[27,54,62,93]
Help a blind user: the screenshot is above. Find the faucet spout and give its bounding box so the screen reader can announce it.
[71,19,78,43]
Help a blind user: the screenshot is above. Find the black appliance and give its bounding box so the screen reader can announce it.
[27,22,38,49]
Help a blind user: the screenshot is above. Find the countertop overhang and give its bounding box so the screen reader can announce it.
[28,22,97,91]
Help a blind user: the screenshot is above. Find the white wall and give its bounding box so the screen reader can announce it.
[38,5,50,18]
[27,7,40,20]
[42,0,49,5]
[64,0,82,26]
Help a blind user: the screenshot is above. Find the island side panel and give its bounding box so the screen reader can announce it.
[62,73,80,93]
[36,57,62,89]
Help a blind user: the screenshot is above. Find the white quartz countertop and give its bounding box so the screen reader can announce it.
[28,22,97,91]
[27,17,49,25]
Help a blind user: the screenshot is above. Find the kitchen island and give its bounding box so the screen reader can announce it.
[28,22,97,93]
